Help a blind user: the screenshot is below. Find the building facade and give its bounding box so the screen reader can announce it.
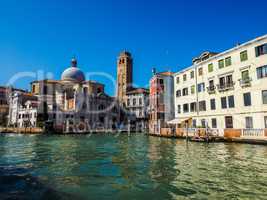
[9,58,128,132]
[125,88,149,131]
[0,87,10,126]
[116,51,133,105]
[0,87,26,127]
[173,35,267,131]
[116,51,150,132]
[8,92,38,127]
[149,71,174,134]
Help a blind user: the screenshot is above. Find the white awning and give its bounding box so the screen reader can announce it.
[167,118,182,124]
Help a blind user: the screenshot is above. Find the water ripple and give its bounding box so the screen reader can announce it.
[0,134,267,199]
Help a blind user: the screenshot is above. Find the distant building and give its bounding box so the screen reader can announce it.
[0,86,26,127]
[116,51,150,132]
[172,34,267,132]
[9,58,128,132]
[149,71,174,134]
[8,92,38,128]
[117,51,133,105]
[126,88,149,131]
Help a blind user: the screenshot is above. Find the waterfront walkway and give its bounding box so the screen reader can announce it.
[150,128,267,145]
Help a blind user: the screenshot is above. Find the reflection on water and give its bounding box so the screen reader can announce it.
[0,134,267,200]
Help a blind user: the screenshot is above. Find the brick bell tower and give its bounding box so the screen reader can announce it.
[117,51,133,105]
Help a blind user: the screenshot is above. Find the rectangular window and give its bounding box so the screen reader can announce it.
[190,102,196,112]
[199,101,206,111]
[240,50,248,62]
[218,59,224,69]
[208,63,213,72]
[210,99,216,110]
[192,119,197,128]
[225,57,232,67]
[182,88,188,96]
[191,85,195,94]
[257,65,267,79]
[219,77,225,87]
[183,104,189,113]
[208,80,215,91]
[219,77,225,86]
[255,44,267,57]
[241,70,249,81]
[228,95,235,108]
[262,90,267,104]
[226,75,233,85]
[176,90,181,97]
[225,116,233,128]
[183,74,187,81]
[221,97,227,109]
[265,116,267,128]
[190,71,194,79]
[211,118,217,128]
[245,117,253,129]
[243,92,251,106]
[32,85,36,93]
[177,105,181,114]
[176,77,180,84]
[201,119,206,128]
[43,86,48,95]
[197,83,205,92]
[198,67,203,76]
[133,98,136,106]
[139,98,142,105]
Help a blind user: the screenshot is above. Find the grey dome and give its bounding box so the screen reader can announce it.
[61,58,85,82]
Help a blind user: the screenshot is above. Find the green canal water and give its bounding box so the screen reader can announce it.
[0,133,267,200]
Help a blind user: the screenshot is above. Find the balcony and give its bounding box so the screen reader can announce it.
[217,82,235,92]
[239,78,252,88]
[207,86,216,94]
[241,129,266,139]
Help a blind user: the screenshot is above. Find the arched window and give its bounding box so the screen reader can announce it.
[83,87,88,95]
[98,104,105,110]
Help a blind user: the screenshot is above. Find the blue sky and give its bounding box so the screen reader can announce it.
[0,0,266,95]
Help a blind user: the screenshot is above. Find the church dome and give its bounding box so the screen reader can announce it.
[61,58,85,82]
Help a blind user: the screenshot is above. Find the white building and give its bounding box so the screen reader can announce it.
[126,88,149,131]
[173,34,267,130]
[8,92,38,128]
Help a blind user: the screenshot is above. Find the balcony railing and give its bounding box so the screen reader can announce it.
[207,86,216,94]
[239,78,252,87]
[241,129,265,138]
[217,82,235,92]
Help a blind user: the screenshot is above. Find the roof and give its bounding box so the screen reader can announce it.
[83,80,104,86]
[157,71,174,76]
[126,88,149,95]
[31,79,62,84]
[119,51,132,57]
[174,34,267,76]
[0,86,26,93]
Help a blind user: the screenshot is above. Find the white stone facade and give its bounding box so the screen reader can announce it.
[173,35,267,130]
[126,88,149,131]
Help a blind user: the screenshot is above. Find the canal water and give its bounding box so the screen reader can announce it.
[0,134,267,200]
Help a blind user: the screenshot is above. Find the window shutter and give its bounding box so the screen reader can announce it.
[264,44,267,54]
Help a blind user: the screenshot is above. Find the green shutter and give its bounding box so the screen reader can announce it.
[218,59,224,69]
[191,85,195,94]
[240,51,248,62]
[208,63,213,72]
[225,57,232,67]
